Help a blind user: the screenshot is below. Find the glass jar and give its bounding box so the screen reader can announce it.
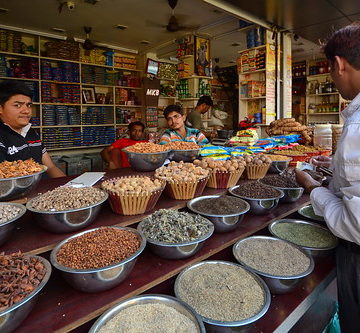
[313,124,332,151]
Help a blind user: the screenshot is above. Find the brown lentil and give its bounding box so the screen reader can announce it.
[261,175,300,188]
[177,263,265,322]
[0,205,22,224]
[192,196,248,215]
[232,181,281,199]
[235,238,311,276]
[56,227,140,269]
[98,303,198,333]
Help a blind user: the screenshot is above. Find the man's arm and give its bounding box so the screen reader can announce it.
[42,152,66,178]
[196,131,209,145]
[159,133,171,145]
[100,145,113,163]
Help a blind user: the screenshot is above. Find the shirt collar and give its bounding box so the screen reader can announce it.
[341,92,360,120]
[2,122,32,138]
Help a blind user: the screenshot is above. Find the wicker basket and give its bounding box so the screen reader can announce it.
[162,176,209,200]
[207,168,244,189]
[245,164,270,179]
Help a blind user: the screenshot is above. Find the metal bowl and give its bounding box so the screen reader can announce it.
[50,226,146,293]
[217,129,234,139]
[0,203,27,246]
[228,185,284,215]
[89,294,205,332]
[123,148,170,172]
[0,256,51,333]
[26,189,108,233]
[268,219,338,259]
[187,195,250,233]
[233,236,315,294]
[268,159,290,173]
[174,260,271,332]
[169,148,200,162]
[137,217,214,259]
[0,166,47,201]
[298,204,325,222]
[259,179,304,203]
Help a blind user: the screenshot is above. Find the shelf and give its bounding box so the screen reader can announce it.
[42,125,81,128]
[178,98,198,101]
[179,76,213,79]
[47,144,109,151]
[307,73,331,78]
[157,77,177,81]
[240,68,266,75]
[238,44,266,53]
[0,50,38,58]
[82,124,115,127]
[41,103,81,106]
[40,55,80,64]
[240,96,266,100]
[115,104,143,108]
[0,76,39,81]
[81,62,114,69]
[237,24,255,32]
[41,80,80,85]
[116,123,130,126]
[82,104,114,107]
[159,96,177,99]
[307,92,339,96]
[113,66,142,72]
[114,85,142,90]
[213,99,229,102]
[308,113,339,115]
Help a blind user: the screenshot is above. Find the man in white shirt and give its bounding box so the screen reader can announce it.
[296,22,360,333]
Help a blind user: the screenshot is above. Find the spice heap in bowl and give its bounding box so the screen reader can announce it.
[123,142,170,172]
[155,161,209,200]
[194,157,245,189]
[174,260,270,330]
[0,252,51,333]
[50,226,146,292]
[166,141,200,162]
[229,181,283,215]
[242,154,272,179]
[137,209,214,259]
[233,236,314,294]
[269,219,337,259]
[273,150,308,166]
[0,203,27,246]
[187,195,250,233]
[101,176,164,215]
[26,186,108,233]
[265,154,292,174]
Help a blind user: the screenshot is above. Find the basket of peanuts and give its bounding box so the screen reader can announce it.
[155,161,209,200]
[101,176,165,215]
[193,157,246,189]
[243,154,272,179]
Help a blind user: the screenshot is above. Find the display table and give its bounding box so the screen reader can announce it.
[4,169,336,333]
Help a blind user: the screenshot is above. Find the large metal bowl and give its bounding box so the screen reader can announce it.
[137,217,214,259]
[298,204,325,222]
[174,260,271,332]
[89,294,206,333]
[0,203,27,246]
[228,185,284,215]
[187,195,250,233]
[268,159,291,173]
[50,226,146,293]
[0,166,47,201]
[269,219,338,259]
[169,148,200,162]
[217,129,234,139]
[0,256,52,333]
[259,179,304,203]
[26,189,108,233]
[233,236,315,294]
[123,148,170,172]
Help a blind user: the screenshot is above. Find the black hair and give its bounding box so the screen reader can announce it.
[196,95,213,107]
[0,80,33,105]
[322,22,360,70]
[128,121,145,132]
[163,104,184,119]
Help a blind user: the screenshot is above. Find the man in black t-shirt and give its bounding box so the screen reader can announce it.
[0,81,65,177]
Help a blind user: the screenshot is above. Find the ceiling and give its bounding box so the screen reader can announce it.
[0,0,357,67]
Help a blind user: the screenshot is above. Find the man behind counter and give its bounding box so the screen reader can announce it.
[0,81,65,178]
[159,104,208,145]
[186,95,213,130]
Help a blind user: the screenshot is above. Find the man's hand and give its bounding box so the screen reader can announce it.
[295,169,321,193]
[310,155,332,168]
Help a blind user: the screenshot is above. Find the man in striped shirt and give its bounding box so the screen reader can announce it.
[159,105,208,145]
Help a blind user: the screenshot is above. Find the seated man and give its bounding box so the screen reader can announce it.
[100,121,147,169]
[159,105,209,145]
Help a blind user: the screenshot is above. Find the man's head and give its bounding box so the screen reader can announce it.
[322,22,360,100]
[128,121,145,141]
[163,104,186,131]
[196,95,213,114]
[0,81,33,130]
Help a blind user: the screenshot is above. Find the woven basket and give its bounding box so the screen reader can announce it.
[207,168,244,189]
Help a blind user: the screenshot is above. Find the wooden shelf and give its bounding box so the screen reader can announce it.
[178,98,197,101]
[307,73,331,78]
[114,85,142,90]
[115,104,143,108]
[42,103,81,106]
[308,112,339,115]
[159,96,177,99]
[179,76,213,79]
[0,76,39,81]
[41,80,80,85]
[82,104,114,107]
[240,68,266,75]
[47,144,108,151]
[307,92,339,96]
[240,96,266,100]
[42,125,81,128]
[238,44,266,53]
[40,55,80,64]
[113,66,142,72]
[0,50,38,58]
[82,124,114,127]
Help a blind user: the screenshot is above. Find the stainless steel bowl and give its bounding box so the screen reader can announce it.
[169,148,200,162]
[0,166,47,201]
[298,204,325,222]
[233,236,315,294]
[26,189,108,233]
[50,226,146,293]
[89,294,206,333]
[137,217,214,259]
[228,185,284,215]
[123,148,170,172]
[268,219,338,259]
[0,203,27,246]
[187,195,250,233]
[217,129,234,139]
[0,256,51,333]
[174,260,271,332]
[259,179,304,203]
[268,159,290,173]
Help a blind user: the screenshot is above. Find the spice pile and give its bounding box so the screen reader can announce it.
[165,141,199,150]
[101,177,163,195]
[235,238,311,276]
[265,154,292,161]
[194,157,245,172]
[192,196,248,215]
[141,209,211,243]
[232,181,281,199]
[261,175,301,188]
[292,145,319,153]
[177,263,265,322]
[125,142,169,153]
[0,159,44,178]
[155,161,209,183]
[272,222,337,248]
[98,303,197,333]
[0,205,22,224]
[273,150,306,156]
[0,252,47,311]
[29,186,106,211]
[56,227,140,269]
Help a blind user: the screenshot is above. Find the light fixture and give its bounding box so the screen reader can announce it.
[140,40,151,45]
[0,7,9,13]
[115,24,128,30]
[51,28,66,33]
[231,43,240,47]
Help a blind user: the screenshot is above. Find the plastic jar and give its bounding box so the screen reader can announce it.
[313,124,332,152]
